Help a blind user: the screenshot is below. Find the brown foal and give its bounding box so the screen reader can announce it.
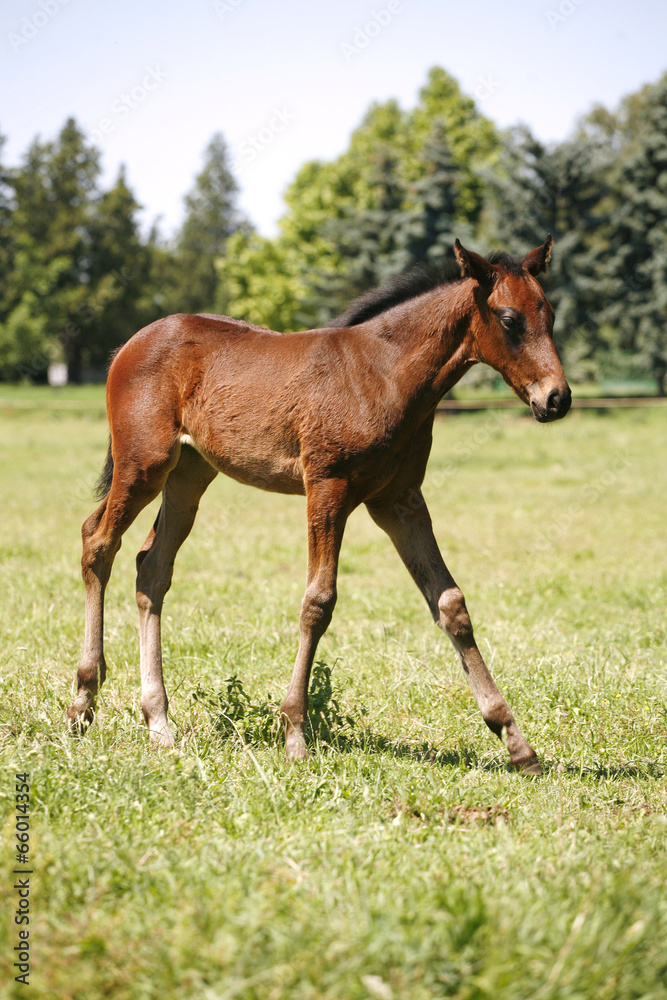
[68,237,570,773]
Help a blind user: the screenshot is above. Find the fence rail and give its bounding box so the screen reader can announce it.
[436,396,667,414]
[0,395,666,414]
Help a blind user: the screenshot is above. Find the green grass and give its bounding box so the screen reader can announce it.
[0,396,665,999]
[0,384,107,407]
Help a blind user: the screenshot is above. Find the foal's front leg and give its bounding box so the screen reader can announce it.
[367,491,541,773]
[281,480,350,761]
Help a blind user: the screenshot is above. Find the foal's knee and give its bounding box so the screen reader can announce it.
[437,587,473,641]
[136,565,173,615]
[300,583,337,632]
[136,543,175,610]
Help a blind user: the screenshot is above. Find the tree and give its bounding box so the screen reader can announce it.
[1,119,101,380]
[0,133,13,313]
[75,167,151,372]
[221,69,499,331]
[216,230,306,331]
[313,144,409,320]
[407,67,499,225]
[594,75,667,394]
[173,133,248,313]
[483,124,611,377]
[392,121,462,268]
[0,118,154,381]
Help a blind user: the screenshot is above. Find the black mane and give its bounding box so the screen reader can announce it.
[328,250,526,328]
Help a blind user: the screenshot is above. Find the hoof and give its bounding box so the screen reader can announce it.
[148,723,176,748]
[66,704,94,736]
[515,755,543,776]
[285,730,310,762]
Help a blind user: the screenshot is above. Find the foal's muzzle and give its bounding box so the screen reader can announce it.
[529,384,572,423]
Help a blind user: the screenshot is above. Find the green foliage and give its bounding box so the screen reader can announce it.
[1,119,97,379]
[396,122,461,263]
[190,672,280,745]
[0,125,246,379]
[189,661,355,748]
[2,66,667,388]
[222,68,501,328]
[0,119,150,381]
[0,290,50,374]
[313,144,411,317]
[593,74,667,394]
[408,66,500,223]
[216,230,309,330]
[0,133,14,307]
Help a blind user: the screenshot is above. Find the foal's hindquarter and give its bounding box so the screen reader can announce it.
[70,247,566,774]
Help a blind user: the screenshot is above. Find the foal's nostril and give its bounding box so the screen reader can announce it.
[546,386,571,416]
[546,388,560,412]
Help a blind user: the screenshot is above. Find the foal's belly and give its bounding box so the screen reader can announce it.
[180,432,306,495]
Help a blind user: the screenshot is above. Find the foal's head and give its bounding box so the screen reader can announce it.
[455,236,571,422]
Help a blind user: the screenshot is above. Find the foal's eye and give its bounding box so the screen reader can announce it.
[497,310,524,339]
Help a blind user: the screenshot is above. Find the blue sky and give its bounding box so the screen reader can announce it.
[1,0,666,237]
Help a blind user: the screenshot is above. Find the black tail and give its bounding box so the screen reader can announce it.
[94,438,114,501]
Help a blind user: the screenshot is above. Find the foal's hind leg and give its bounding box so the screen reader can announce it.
[68,470,170,732]
[367,491,541,774]
[135,446,217,746]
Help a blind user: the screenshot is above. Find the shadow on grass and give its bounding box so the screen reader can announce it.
[189,662,477,771]
[319,725,476,771]
[189,664,666,779]
[542,759,666,780]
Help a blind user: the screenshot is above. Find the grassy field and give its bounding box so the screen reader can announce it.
[0,388,665,999]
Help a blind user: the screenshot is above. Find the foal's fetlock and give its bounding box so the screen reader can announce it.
[67,661,105,735]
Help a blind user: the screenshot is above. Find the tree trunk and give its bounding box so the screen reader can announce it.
[67,341,83,384]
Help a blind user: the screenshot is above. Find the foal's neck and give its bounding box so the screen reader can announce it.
[365,280,477,405]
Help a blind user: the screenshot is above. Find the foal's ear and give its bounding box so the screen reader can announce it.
[453,239,496,292]
[521,234,553,276]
